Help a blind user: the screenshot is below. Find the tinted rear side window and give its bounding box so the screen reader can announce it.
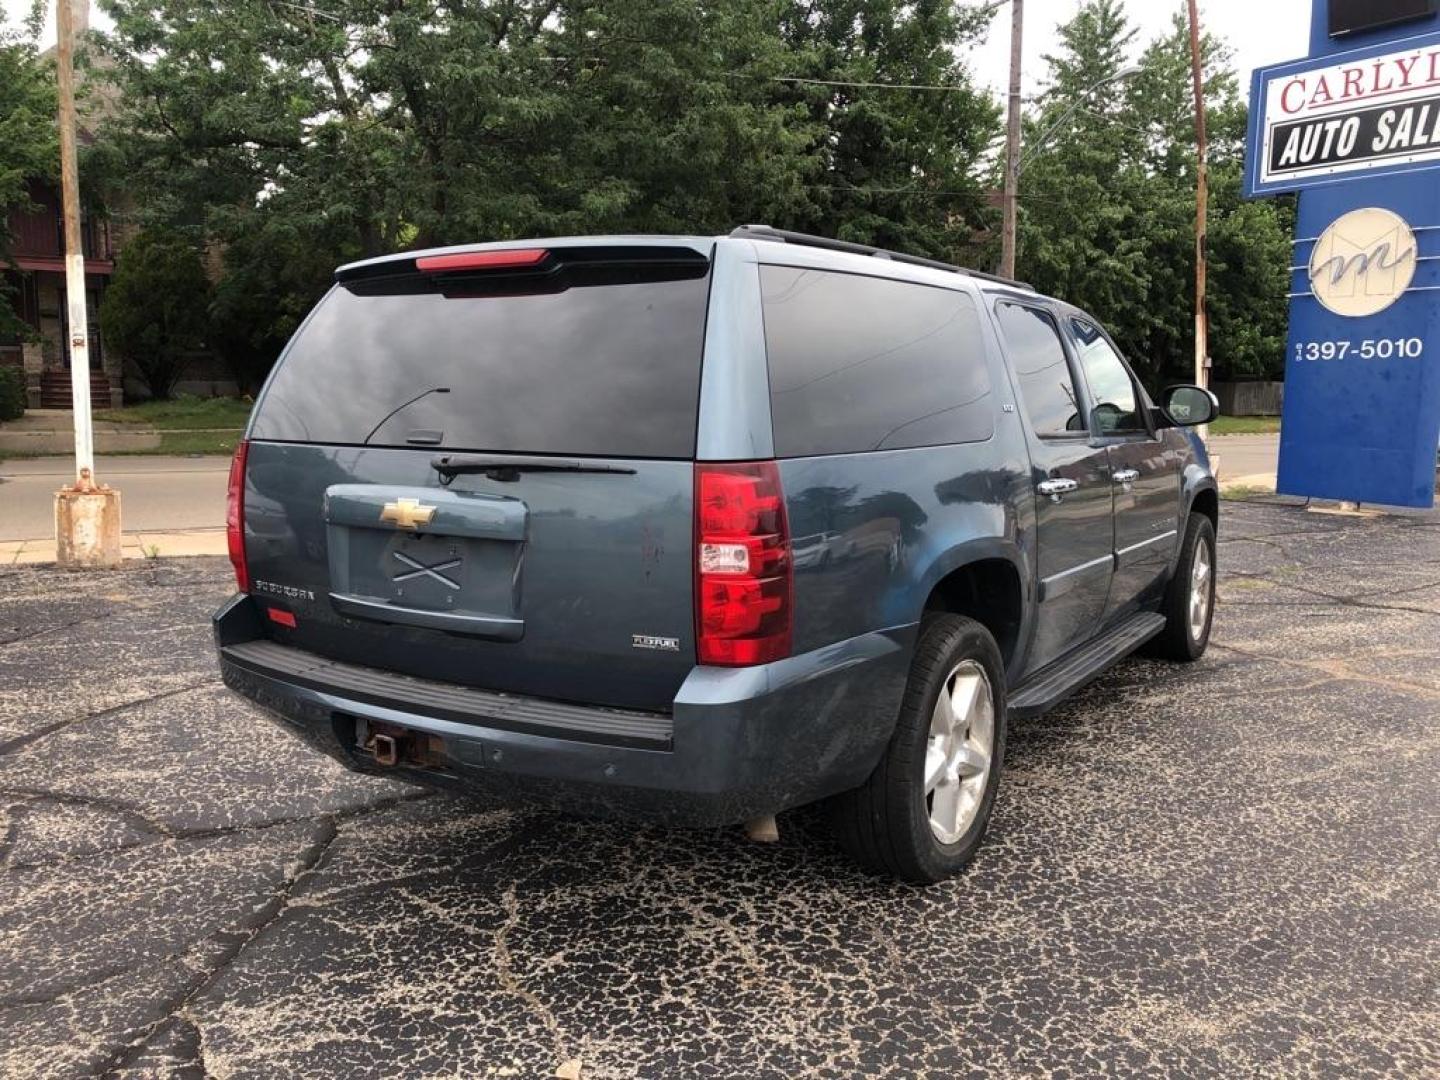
[760,266,994,458]
[995,302,1085,437]
[250,259,711,458]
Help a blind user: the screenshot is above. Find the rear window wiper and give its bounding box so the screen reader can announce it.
[431,454,639,485]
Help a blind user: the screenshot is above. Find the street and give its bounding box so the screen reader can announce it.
[1,496,1436,1078]
[1210,433,1279,485]
[0,455,229,542]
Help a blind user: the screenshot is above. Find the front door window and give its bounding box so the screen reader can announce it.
[1070,318,1144,435]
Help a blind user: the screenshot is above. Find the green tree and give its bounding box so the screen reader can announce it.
[774,0,1001,259]
[209,214,337,394]
[1013,1,1291,388]
[0,14,57,341]
[98,229,211,398]
[96,0,1003,381]
[1010,1,1155,371]
[1127,11,1293,383]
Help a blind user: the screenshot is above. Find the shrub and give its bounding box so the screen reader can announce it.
[99,229,211,400]
[0,365,25,421]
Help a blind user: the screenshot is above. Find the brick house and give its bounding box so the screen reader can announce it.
[1,179,123,409]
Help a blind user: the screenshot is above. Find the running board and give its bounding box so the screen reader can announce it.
[1009,612,1166,718]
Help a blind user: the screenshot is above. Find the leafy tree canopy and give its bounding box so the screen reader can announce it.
[91,0,1289,389]
[97,0,998,253]
[1011,0,1292,385]
[94,0,1001,377]
[0,10,57,339]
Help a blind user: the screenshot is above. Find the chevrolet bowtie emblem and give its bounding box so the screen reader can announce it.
[380,497,437,530]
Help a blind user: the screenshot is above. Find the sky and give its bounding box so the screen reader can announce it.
[6,0,1314,105]
[966,0,1312,98]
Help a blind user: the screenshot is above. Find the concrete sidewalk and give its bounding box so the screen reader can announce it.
[0,409,241,454]
[0,526,227,566]
[0,410,165,454]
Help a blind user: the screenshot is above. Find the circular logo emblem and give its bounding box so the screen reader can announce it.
[1308,207,1418,318]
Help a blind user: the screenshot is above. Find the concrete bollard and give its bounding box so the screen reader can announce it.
[55,470,122,568]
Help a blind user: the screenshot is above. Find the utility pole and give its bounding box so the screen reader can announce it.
[54,0,121,567]
[1187,0,1211,441]
[999,0,1024,280]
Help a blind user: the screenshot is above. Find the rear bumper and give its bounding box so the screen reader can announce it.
[213,595,913,826]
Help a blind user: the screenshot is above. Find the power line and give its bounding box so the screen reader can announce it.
[756,75,980,93]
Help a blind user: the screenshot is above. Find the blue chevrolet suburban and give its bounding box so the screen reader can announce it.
[214,226,1219,883]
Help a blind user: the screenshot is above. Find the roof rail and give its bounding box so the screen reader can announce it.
[728,224,1034,291]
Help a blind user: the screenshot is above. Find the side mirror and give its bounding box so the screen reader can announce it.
[1161,385,1219,427]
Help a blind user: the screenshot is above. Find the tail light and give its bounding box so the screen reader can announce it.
[226,439,250,593]
[695,461,792,666]
[415,248,549,273]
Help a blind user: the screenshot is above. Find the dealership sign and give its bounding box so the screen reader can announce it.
[1247,29,1440,196]
[1249,3,1440,510]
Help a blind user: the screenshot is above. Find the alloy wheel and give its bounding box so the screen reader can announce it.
[924,660,995,845]
[1189,538,1213,641]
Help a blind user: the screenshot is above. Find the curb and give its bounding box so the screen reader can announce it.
[0,528,228,566]
[1219,472,1278,493]
[0,427,243,454]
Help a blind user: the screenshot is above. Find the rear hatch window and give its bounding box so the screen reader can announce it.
[250,247,712,457]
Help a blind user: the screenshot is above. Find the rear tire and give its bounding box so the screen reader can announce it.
[832,614,1006,884]
[1149,512,1216,662]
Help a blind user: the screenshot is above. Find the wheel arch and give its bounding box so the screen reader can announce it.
[1188,480,1219,533]
[917,539,1031,680]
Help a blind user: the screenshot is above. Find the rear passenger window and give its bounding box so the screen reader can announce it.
[760,266,994,458]
[996,303,1085,437]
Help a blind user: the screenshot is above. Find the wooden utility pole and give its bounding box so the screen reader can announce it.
[54,0,122,567]
[1187,0,1210,434]
[999,0,1024,280]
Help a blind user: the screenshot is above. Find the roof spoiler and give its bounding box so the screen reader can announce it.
[335,244,710,287]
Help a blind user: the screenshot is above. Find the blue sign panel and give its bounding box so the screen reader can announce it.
[1248,1,1440,509]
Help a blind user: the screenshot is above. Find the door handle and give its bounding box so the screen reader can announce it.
[1112,469,1140,484]
[1037,478,1079,501]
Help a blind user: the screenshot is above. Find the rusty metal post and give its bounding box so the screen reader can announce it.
[1187,0,1211,443]
[999,0,1024,280]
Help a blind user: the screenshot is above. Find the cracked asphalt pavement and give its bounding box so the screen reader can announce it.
[1,498,1437,1078]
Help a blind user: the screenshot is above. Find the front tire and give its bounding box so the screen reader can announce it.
[1150,511,1216,661]
[832,614,1006,884]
